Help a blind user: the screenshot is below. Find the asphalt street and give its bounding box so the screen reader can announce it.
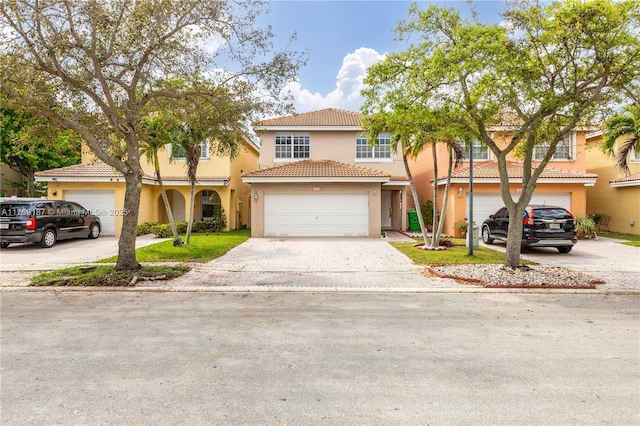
[1,291,638,425]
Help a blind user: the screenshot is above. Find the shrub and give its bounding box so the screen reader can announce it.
[575,215,597,239]
[137,222,159,236]
[420,200,434,227]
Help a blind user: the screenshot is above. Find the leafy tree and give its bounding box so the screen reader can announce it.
[0,104,81,196]
[601,105,640,174]
[0,0,305,270]
[361,107,463,248]
[368,0,640,267]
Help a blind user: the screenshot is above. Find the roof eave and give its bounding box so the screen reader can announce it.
[253,125,362,132]
[436,177,598,185]
[242,177,389,184]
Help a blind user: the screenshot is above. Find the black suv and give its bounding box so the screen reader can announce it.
[0,199,101,248]
[481,205,577,253]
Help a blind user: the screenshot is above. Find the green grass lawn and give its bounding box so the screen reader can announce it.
[32,229,250,286]
[390,239,515,265]
[100,229,251,263]
[599,231,640,247]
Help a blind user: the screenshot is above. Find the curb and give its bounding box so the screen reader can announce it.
[2,285,639,295]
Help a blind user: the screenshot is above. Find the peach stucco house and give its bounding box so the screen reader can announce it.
[585,131,640,235]
[34,139,258,236]
[408,128,599,237]
[243,108,409,237]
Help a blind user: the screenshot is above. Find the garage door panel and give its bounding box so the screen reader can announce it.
[471,192,570,225]
[265,193,369,237]
[64,190,116,236]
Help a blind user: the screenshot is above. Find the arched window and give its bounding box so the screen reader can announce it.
[202,190,221,220]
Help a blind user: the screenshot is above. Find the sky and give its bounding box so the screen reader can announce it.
[257,1,507,115]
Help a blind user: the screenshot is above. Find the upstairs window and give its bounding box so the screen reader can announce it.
[275,133,310,159]
[171,141,210,160]
[460,141,489,161]
[356,132,392,160]
[533,137,571,161]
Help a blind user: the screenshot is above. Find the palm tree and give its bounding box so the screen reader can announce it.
[140,116,182,246]
[170,122,205,245]
[602,105,640,174]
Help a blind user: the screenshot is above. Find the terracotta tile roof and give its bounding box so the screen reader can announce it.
[610,172,640,184]
[254,108,362,127]
[35,162,123,178]
[242,160,391,179]
[34,162,229,183]
[162,176,230,183]
[446,161,598,179]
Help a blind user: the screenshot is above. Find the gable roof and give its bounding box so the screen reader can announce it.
[436,161,598,185]
[34,162,230,186]
[242,160,391,183]
[253,108,362,130]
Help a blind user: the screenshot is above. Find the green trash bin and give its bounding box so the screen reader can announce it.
[407,210,420,231]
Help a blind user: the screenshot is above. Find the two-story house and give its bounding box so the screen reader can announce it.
[34,139,258,236]
[242,108,409,237]
[408,128,599,237]
[585,131,640,235]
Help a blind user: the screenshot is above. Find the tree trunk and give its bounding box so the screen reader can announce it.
[115,170,143,271]
[403,153,429,246]
[505,209,525,268]
[433,148,454,247]
[185,181,195,244]
[25,170,35,197]
[155,152,181,245]
[430,143,439,248]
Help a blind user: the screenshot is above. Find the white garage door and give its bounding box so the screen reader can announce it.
[470,193,571,225]
[65,190,116,236]
[264,193,369,237]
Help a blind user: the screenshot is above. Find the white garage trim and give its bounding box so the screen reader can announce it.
[470,193,571,225]
[64,190,116,236]
[264,192,369,237]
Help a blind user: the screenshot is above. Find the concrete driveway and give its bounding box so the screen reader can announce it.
[154,235,461,291]
[0,235,164,286]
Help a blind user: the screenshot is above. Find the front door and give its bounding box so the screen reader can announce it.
[381,191,392,229]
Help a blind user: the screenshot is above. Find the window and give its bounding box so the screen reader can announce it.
[355,133,392,160]
[201,190,221,220]
[171,141,209,160]
[275,133,310,159]
[460,141,489,161]
[533,137,571,161]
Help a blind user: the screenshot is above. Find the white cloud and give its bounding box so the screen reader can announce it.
[286,47,386,113]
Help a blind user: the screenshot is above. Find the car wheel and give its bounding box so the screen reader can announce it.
[481,226,494,244]
[40,229,57,248]
[557,246,572,253]
[88,222,101,239]
[0,242,9,248]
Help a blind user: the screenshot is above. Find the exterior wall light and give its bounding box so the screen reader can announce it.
[253,191,258,200]
[458,187,463,198]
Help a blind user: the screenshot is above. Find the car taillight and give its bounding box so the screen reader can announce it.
[523,210,534,226]
[26,218,36,230]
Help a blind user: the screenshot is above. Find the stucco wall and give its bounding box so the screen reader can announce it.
[257,130,406,177]
[585,136,640,235]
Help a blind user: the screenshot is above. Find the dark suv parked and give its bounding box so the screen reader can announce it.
[0,199,101,248]
[481,205,577,253]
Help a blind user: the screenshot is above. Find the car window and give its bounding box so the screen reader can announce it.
[0,203,32,218]
[35,202,55,216]
[495,208,508,219]
[534,208,572,219]
[68,203,85,216]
